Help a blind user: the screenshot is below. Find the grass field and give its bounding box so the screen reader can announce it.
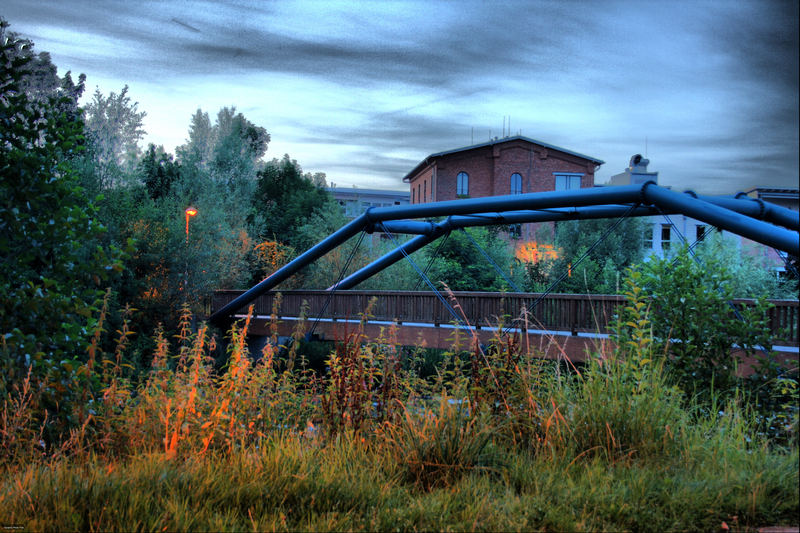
[1,297,797,532]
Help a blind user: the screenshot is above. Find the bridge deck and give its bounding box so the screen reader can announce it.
[212,290,799,349]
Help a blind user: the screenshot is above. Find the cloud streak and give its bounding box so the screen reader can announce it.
[3,0,797,194]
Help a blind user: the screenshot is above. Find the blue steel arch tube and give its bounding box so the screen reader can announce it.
[210,182,799,325]
[339,197,799,291]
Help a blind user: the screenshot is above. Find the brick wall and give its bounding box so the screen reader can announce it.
[408,138,597,204]
[410,166,434,204]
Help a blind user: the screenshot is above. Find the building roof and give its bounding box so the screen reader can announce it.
[326,187,409,198]
[744,187,799,196]
[402,135,605,182]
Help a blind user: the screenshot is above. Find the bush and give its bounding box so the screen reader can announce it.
[0,21,125,439]
[635,244,776,399]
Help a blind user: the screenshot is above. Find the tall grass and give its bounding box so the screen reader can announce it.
[0,288,797,531]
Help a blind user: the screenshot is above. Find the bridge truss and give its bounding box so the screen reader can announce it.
[210,181,799,326]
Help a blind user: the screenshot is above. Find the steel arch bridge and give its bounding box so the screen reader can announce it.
[210,181,799,327]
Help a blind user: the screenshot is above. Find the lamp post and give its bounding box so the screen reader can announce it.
[185,206,197,244]
[183,207,197,298]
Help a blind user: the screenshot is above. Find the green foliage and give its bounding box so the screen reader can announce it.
[79,103,274,331]
[177,106,269,191]
[693,232,798,299]
[426,227,523,292]
[546,217,646,294]
[82,85,147,187]
[106,188,255,330]
[634,245,776,398]
[0,20,124,434]
[211,107,269,177]
[250,154,331,251]
[139,144,181,200]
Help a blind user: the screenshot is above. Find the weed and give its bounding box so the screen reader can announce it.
[0,283,796,531]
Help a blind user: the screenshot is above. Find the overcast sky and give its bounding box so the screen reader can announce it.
[4,0,798,194]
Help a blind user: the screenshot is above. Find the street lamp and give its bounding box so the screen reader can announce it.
[185,206,198,244]
[183,207,198,299]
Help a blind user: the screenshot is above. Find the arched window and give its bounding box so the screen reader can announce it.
[457,171,469,196]
[510,173,522,194]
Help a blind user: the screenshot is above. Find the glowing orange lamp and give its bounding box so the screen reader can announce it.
[185,207,197,244]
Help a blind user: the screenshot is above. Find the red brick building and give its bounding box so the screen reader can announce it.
[402,135,604,242]
[403,135,604,203]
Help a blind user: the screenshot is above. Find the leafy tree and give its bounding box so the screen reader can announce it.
[543,217,646,294]
[0,20,124,431]
[211,107,269,182]
[178,109,215,170]
[250,155,331,251]
[89,106,272,333]
[110,191,254,331]
[178,106,269,192]
[426,227,522,292]
[82,85,147,187]
[693,232,797,299]
[139,144,181,200]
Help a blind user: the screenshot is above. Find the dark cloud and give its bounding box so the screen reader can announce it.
[3,0,796,192]
[707,1,799,94]
[3,0,579,91]
[298,111,476,157]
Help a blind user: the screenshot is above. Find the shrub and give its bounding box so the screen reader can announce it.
[386,397,500,490]
[635,245,777,400]
[566,272,686,460]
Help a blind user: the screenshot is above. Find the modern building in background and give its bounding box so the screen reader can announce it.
[402,135,604,243]
[604,154,729,259]
[604,156,798,274]
[327,187,409,219]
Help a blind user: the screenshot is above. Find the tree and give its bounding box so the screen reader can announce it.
[250,155,331,251]
[634,245,775,398]
[177,106,270,191]
[139,144,181,200]
[692,232,798,299]
[178,109,215,170]
[0,20,124,430]
[543,217,646,294]
[426,227,522,292]
[211,107,269,176]
[82,85,147,187]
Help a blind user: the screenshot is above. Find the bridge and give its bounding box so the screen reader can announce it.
[211,290,799,364]
[209,182,799,365]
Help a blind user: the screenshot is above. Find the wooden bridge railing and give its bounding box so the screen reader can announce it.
[212,290,799,345]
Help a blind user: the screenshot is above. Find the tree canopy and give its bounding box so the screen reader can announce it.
[0,19,125,431]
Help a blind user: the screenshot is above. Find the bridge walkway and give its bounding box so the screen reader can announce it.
[211,290,798,364]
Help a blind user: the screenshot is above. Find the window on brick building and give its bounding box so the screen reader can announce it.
[510,173,522,194]
[554,173,582,191]
[423,181,427,202]
[457,172,469,196]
